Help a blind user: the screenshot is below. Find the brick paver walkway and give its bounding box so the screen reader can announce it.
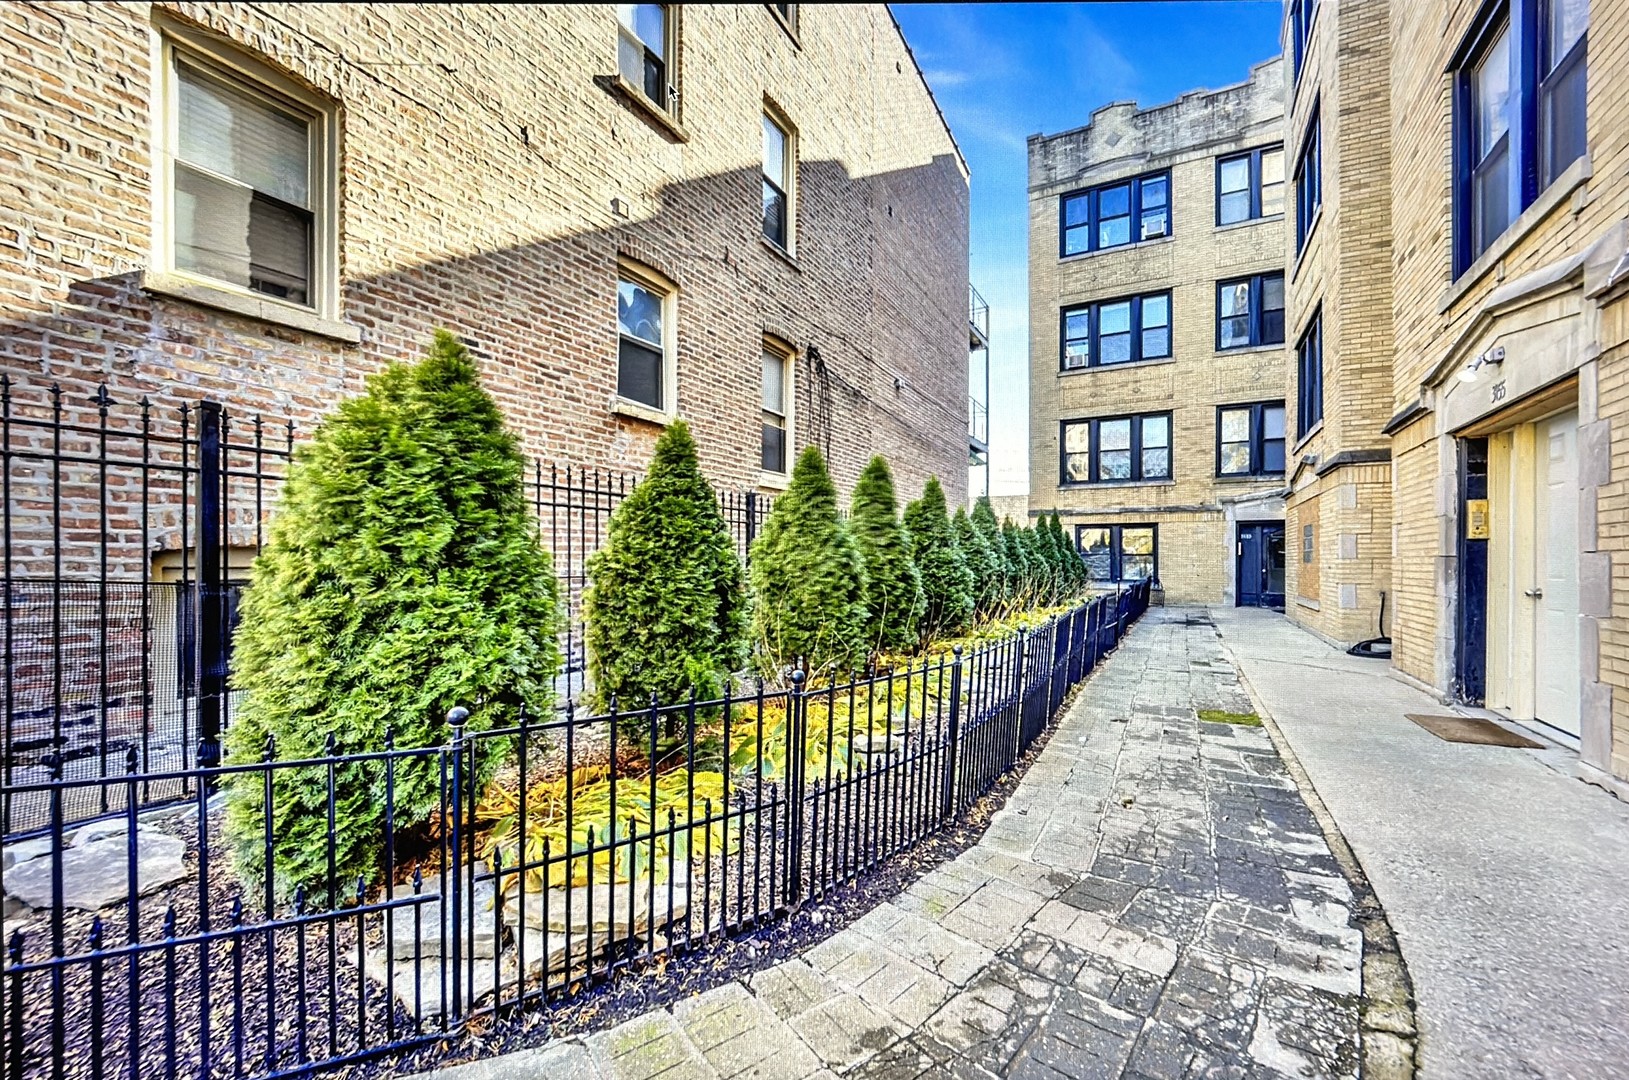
[416,609,1364,1080]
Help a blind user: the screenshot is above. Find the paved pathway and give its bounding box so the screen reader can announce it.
[1215,606,1629,1080]
[413,609,1364,1080]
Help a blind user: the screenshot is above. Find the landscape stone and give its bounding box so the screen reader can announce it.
[5,827,187,911]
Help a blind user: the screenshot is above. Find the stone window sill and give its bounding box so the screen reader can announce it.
[761,236,802,272]
[1290,209,1322,285]
[1215,342,1287,358]
[1059,233,1176,265]
[758,470,790,492]
[1292,420,1324,455]
[1439,155,1593,314]
[1058,479,1176,491]
[1215,473,1286,484]
[1214,214,1285,235]
[610,396,674,426]
[1058,356,1175,377]
[603,75,690,142]
[1295,596,1321,611]
[140,271,361,343]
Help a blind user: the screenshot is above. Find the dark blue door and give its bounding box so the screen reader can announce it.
[1236,523,1286,608]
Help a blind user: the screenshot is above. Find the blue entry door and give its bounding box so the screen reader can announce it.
[1236,523,1286,608]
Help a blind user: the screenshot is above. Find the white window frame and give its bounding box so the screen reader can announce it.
[613,260,678,424]
[760,338,795,486]
[617,4,679,116]
[762,104,797,256]
[148,19,340,325]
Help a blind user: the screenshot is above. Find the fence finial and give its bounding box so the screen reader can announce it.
[446,706,470,727]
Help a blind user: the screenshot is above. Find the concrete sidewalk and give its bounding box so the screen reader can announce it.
[407,610,1366,1080]
[1214,606,1629,1080]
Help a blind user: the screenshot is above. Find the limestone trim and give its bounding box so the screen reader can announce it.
[139,271,362,344]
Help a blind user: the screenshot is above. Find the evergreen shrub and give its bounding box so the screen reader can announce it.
[750,445,869,677]
[952,507,1001,616]
[584,419,748,723]
[224,331,561,899]
[849,456,924,654]
[971,497,1010,608]
[904,477,975,639]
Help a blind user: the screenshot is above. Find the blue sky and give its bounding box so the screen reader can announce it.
[890,2,1283,495]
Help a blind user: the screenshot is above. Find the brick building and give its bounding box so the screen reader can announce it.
[0,2,971,505]
[0,3,971,792]
[1277,0,1629,792]
[1280,0,1395,648]
[1027,59,1289,606]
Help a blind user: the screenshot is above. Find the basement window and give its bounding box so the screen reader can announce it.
[1077,524,1158,584]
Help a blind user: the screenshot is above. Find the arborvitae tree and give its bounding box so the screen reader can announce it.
[1056,513,1087,591]
[224,331,561,899]
[903,477,975,639]
[585,419,748,724]
[1000,518,1033,607]
[1047,513,1080,598]
[849,456,924,654]
[971,497,1010,606]
[952,506,1000,617]
[750,445,868,677]
[1021,523,1056,604]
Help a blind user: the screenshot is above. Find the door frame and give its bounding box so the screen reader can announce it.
[1235,520,1286,610]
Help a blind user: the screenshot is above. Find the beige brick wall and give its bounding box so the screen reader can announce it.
[1387,0,1629,710]
[1027,59,1288,606]
[0,1,971,528]
[1282,0,1396,646]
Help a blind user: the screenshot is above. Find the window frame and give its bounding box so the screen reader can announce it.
[1296,307,1324,440]
[1215,401,1288,478]
[1450,0,1589,277]
[1293,104,1322,254]
[151,23,340,322]
[1215,144,1285,225]
[1058,291,1172,371]
[614,260,678,419]
[1058,170,1171,258]
[1290,0,1319,84]
[1214,272,1285,351]
[760,338,795,480]
[617,4,678,115]
[761,107,796,254]
[1059,412,1173,487]
[1075,523,1159,585]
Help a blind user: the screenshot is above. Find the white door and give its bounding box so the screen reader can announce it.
[1533,410,1580,734]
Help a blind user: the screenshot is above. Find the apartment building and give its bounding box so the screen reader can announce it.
[0,2,972,504]
[1028,59,1289,606]
[1281,0,1395,648]
[1279,0,1629,791]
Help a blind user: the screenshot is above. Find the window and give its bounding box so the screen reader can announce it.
[158,32,334,315]
[1216,273,1285,350]
[1302,523,1315,563]
[1060,292,1170,370]
[761,344,791,475]
[1059,171,1170,257]
[1290,0,1318,82]
[1452,0,1588,274]
[617,4,673,111]
[1060,413,1171,485]
[769,3,798,34]
[617,270,671,412]
[1296,308,1323,439]
[1076,525,1157,584]
[1217,402,1287,477]
[1217,146,1285,224]
[1294,106,1321,253]
[762,112,792,250]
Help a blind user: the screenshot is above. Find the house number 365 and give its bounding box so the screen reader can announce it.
[1491,380,1507,404]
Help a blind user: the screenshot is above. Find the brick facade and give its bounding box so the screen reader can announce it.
[0,2,971,517]
[1028,59,1287,606]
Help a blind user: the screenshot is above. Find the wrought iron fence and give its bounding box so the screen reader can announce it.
[0,378,768,836]
[2,583,1150,1080]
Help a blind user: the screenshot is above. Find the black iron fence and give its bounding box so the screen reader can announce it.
[0,378,767,835]
[1,582,1150,1080]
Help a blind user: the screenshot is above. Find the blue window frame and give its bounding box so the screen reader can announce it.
[1217,145,1285,225]
[1452,0,1588,276]
[1217,402,1287,477]
[1290,0,1318,82]
[1061,413,1172,485]
[1060,171,1170,257]
[1294,105,1321,254]
[1060,292,1171,370]
[1076,524,1157,584]
[1296,308,1324,439]
[1216,272,1285,350]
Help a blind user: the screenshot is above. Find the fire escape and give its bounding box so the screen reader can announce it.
[968,284,991,497]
